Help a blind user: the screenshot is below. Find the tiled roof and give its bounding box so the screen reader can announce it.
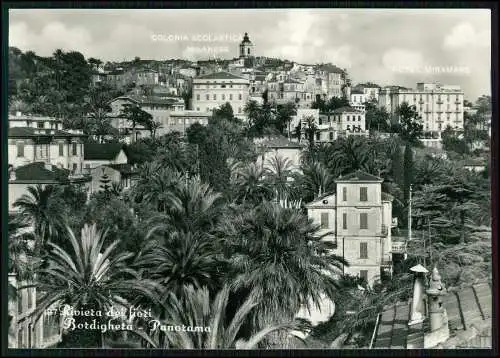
[9,127,85,138]
[336,171,382,182]
[11,162,70,183]
[255,136,304,149]
[372,282,492,349]
[332,106,363,114]
[316,64,345,74]
[84,143,124,161]
[195,71,247,80]
[351,89,364,94]
[105,163,136,175]
[284,79,302,84]
[123,95,183,106]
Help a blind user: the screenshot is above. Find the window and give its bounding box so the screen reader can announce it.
[196,107,200,111]
[27,288,33,309]
[360,243,368,259]
[238,107,242,114]
[347,115,350,121]
[37,121,44,129]
[59,143,64,156]
[329,132,334,140]
[72,163,77,173]
[222,94,225,100]
[320,213,329,229]
[342,187,347,201]
[196,94,200,100]
[360,213,368,229]
[206,94,209,100]
[229,94,233,100]
[72,143,77,155]
[360,187,368,201]
[358,115,362,121]
[360,270,368,282]
[239,93,242,100]
[213,94,217,100]
[17,142,24,157]
[316,132,320,141]
[342,213,347,230]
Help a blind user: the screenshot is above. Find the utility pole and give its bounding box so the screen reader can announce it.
[408,184,413,242]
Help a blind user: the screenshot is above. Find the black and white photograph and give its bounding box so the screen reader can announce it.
[5,6,494,351]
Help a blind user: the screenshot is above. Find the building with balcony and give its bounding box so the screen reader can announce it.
[9,273,62,348]
[191,71,250,120]
[305,171,394,287]
[378,82,464,137]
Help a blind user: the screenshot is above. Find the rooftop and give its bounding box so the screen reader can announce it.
[254,135,304,149]
[9,162,89,184]
[316,64,345,74]
[9,127,85,138]
[194,71,248,81]
[84,143,125,161]
[105,163,137,175]
[371,282,492,349]
[335,170,383,182]
[332,106,364,114]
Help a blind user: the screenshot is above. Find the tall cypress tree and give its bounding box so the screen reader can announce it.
[403,144,414,204]
[392,145,404,188]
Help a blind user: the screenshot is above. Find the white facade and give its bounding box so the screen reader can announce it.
[378,83,464,135]
[191,71,250,120]
[306,172,393,287]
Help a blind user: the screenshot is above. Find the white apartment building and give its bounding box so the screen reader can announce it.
[191,71,250,120]
[378,82,464,136]
[305,171,394,286]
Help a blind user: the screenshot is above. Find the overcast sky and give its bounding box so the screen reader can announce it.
[9,9,491,100]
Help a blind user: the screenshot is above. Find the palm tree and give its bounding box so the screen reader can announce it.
[84,87,113,143]
[264,154,295,202]
[217,201,348,345]
[148,175,223,234]
[299,161,335,200]
[13,184,67,254]
[132,285,296,349]
[135,230,223,303]
[31,223,160,348]
[231,162,270,204]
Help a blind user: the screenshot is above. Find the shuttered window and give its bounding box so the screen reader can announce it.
[343,213,347,230]
[320,213,329,229]
[360,213,368,229]
[360,243,368,259]
[360,187,368,201]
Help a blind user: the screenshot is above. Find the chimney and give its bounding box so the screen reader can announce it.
[9,166,16,181]
[426,267,447,331]
[408,264,428,326]
[423,266,450,347]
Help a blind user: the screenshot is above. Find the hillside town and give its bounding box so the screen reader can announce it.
[7,19,492,351]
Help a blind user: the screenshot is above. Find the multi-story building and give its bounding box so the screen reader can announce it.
[191,71,250,120]
[315,64,345,99]
[109,94,186,141]
[105,68,135,90]
[8,114,87,173]
[350,89,366,106]
[311,107,368,143]
[378,82,464,137]
[134,69,159,86]
[168,111,211,134]
[305,171,394,286]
